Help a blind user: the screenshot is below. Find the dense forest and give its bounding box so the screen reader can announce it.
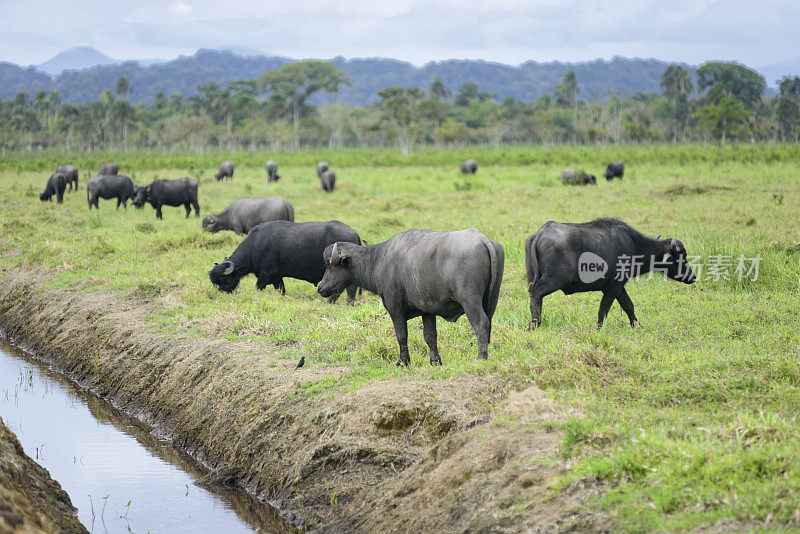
[1,58,798,153]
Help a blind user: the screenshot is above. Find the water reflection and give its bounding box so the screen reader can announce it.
[0,339,295,534]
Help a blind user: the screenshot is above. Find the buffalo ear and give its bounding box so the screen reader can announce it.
[669,237,681,256]
[223,260,235,275]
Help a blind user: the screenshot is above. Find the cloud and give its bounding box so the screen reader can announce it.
[0,0,798,72]
[168,2,193,17]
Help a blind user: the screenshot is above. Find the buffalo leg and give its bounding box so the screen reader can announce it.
[597,287,622,328]
[155,205,163,219]
[529,276,559,330]
[116,198,122,210]
[422,314,442,365]
[192,200,200,217]
[345,284,358,306]
[390,314,411,366]
[184,203,191,218]
[463,301,491,360]
[616,286,638,327]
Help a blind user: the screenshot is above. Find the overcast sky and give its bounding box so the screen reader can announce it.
[2,0,799,73]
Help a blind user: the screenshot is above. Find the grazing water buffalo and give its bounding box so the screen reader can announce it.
[215,161,235,181]
[318,228,505,365]
[40,172,67,203]
[320,170,336,192]
[209,220,362,302]
[133,177,199,219]
[87,174,134,210]
[98,162,119,175]
[202,197,294,235]
[525,218,696,330]
[265,161,280,182]
[57,164,79,192]
[604,161,625,180]
[560,169,596,185]
[316,161,329,178]
[460,159,478,174]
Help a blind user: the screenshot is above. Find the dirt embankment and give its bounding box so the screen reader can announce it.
[0,417,87,534]
[0,269,597,532]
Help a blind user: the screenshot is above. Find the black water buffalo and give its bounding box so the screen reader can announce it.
[209,220,362,302]
[202,197,294,235]
[320,170,336,192]
[215,161,235,181]
[57,164,79,192]
[318,228,504,365]
[98,162,119,175]
[460,159,478,174]
[87,174,134,210]
[133,177,199,219]
[604,161,625,180]
[40,172,67,203]
[525,218,696,330]
[560,169,596,185]
[265,161,280,182]
[316,161,329,178]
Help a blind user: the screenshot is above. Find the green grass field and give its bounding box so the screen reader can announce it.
[1,145,799,531]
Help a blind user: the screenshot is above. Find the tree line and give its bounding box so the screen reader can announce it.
[2,59,799,154]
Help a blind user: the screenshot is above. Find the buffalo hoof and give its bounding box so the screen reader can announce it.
[430,357,442,366]
[527,321,539,331]
[395,359,409,367]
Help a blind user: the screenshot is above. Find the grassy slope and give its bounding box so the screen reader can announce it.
[1,146,799,531]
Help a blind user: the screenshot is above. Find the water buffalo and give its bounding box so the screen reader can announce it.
[87,174,134,210]
[98,162,119,175]
[460,159,478,174]
[318,228,504,365]
[525,218,696,330]
[215,161,235,181]
[57,164,79,192]
[316,161,329,178]
[40,172,67,203]
[560,169,596,185]
[133,177,199,219]
[209,220,362,302]
[265,161,280,182]
[202,197,294,235]
[320,170,336,192]
[604,161,625,180]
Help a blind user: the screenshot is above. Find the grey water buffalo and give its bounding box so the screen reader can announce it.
[604,161,625,180]
[316,161,329,178]
[320,170,336,192]
[133,177,199,219]
[560,169,596,185]
[460,159,478,174]
[202,197,294,235]
[87,174,134,210]
[98,162,119,175]
[318,228,504,365]
[57,164,79,192]
[209,220,362,302]
[265,161,280,182]
[525,218,696,330]
[215,161,235,181]
[40,172,67,203]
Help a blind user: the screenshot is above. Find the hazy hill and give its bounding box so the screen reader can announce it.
[1,49,692,105]
[36,47,117,75]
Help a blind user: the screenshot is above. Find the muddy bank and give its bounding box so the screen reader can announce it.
[0,417,87,534]
[0,269,597,532]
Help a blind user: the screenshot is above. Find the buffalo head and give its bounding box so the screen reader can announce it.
[318,242,356,298]
[209,259,240,293]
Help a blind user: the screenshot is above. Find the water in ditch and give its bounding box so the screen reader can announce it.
[0,339,296,534]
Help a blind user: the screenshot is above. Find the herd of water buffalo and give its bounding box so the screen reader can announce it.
[38,158,695,366]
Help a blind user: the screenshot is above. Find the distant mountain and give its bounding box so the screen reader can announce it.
[36,47,117,75]
[758,59,800,86]
[2,49,696,104]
